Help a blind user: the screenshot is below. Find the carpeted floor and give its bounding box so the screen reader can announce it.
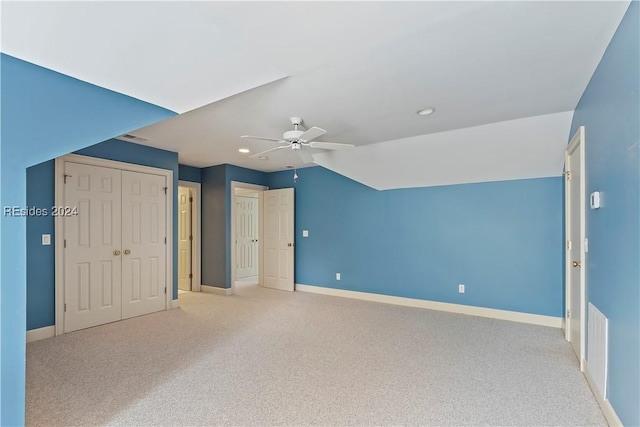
[26,284,606,426]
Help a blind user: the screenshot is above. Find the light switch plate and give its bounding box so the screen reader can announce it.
[302,230,309,237]
[590,191,601,209]
[42,234,51,245]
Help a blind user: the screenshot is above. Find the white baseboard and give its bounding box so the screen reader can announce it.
[171,299,180,309]
[26,325,55,343]
[584,362,623,426]
[295,284,562,328]
[202,285,234,296]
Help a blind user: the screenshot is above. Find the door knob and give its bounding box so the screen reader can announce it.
[113,250,121,256]
[124,249,131,255]
[572,261,581,267]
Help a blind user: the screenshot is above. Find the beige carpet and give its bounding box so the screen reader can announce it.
[27,284,606,426]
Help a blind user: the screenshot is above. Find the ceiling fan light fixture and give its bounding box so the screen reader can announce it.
[416,107,436,116]
[238,148,250,154]
[258,156,269,160]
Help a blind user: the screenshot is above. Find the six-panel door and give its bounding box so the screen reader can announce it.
[121,170,167,319]
[263,188,294,292]
[236,195,258,279]
[64,162,123,332]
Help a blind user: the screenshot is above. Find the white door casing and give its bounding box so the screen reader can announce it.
[236,195,258,279]
[63,162,123,333]
[178,186,192,291]
[55,154,173,336]
[565,126,586,370]
[121,170,167,319]
[263,188,295,292]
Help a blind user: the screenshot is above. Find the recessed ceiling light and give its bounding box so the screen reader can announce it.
[416,107,436,116]
[258,156,269,160]
[238,148,250,154]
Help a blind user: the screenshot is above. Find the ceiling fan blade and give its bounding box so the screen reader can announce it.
[249,145,290,158]
[299,126,326,143]
[308,141,355,150]
[241,135,285,143]
[297,150,315,164]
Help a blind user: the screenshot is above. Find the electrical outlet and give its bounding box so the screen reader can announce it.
[42,234,51,245]
[458,284,465,294]
[302,230,309,237]
[336,273,341,281]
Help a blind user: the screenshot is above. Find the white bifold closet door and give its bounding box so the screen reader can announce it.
[64,163,123,332]
[121,170,167,319]
[64,162,167,333]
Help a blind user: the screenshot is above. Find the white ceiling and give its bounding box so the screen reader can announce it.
[1,1,630,188]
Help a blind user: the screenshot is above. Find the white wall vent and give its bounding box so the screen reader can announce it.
[587,302,609,399]
[118,133,149,142]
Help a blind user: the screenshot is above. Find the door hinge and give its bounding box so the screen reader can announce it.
[189,273,193,279]
[64,303,67,312]
[189,235,193,241]
[564,171,572,180]
[566,309,571,318]
[164,287,167,294]
[164,237,167,244]
[64,239,67,248]
[163,187,168,195]
[189,197,193,202]
[567,240,572,250]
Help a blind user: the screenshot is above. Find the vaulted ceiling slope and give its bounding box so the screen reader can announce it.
[2,1,630,189]
[314,111,574,190]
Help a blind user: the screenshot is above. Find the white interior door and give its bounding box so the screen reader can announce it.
[178,186,192,291]
[263,188,294,292]
[64,162,122,333]
[566,127,585,365]
[121,170,167,319]
[236,195,258,279]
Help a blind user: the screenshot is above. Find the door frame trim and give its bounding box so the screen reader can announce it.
[564,125,586,371]
[54,154,174,336]
[230,181,268,295]
[178,180,202,293]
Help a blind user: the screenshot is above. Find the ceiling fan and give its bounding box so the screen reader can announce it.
[241,117,354,163]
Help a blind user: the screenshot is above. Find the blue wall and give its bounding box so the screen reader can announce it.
[26,160,56,330]
[569,2,639,425]
[201,165,226,287]
[179,164,202,183]
[26,139,180,330]
[0,54,175,425]
[269,167,564,317]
